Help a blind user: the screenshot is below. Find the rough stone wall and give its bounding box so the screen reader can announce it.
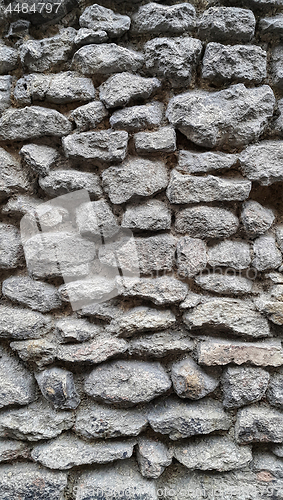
[1,0,283,498]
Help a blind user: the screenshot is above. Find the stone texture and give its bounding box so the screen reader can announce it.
[70,101,108,132]
[99,72,161,109]
[0,224,23,269]
[134,127,176,154]
[267,373,283,408]
[110,102,164,132]
[252,235,282,271]
[59,278,118,308]
[2,276,62,312]
[207,240,251,270]
[0,347,35,409]
[132,2,196,34]
[72,44,143,75]
[222,366,270,408]
[148,396,231,440]
[177,150,238,174]
[166,84,275,150]
[272,45,283,89]
[56,338,127,364]
[0,305,50,340]
[108,306,176,337]
[176,236,207,278]
[136,437,172,479]
[79,4,130,37]
[35,367,80,410]
[74,28,108,45]
[39,170,102,199]
[0,43,17,74]
[171,356,219,399]
[20,143,58,177]
[117,276,188,305]
[259,14,283,39]
[63,130,128,163]
[240,141,283,186]
[198,340,283,367]
[128,331,194,358]
[55,318,102,343]
[0,148,28,201]
[10,339,57,369]
[253,450,283,477]
[144,36,202,87]
[0,75,12,114]
[235,405,283,443]
[84,360,172,406]
[241,201,275,238]
[76,200,119,240]
[0,439,29,462]
[121,200,171,231]
[198,6,255,42]
[195,273,253,295]
[175,206,239,238]
[102,158,168,204]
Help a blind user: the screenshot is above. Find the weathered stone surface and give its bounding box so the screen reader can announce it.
[35,367,80,410]
[110,102,164,132]
[195,273,253,295]
[272,46,283,89]
[20,143,58,177]
[136,437,172,479]
[145,36,202,87]
[0,76,12,115]
[20,28,76,72]
[174,436,252,472]
[207,240,251,269]
[253,450,283,477]
[100,72,161,109]
[0,439,29,462]
[132,2,196,34]
[0,148,28,201]
[240,141,283,186]
[271,97,283,136]
[202,43,266,84]
[108,306,176,337]
[167,171,251,204]
[128,331,194,358]
[222,366,270,408]
[74,28,109,45]
[166,84,275,150]
[85,360,171,406]
[102,157,168,204]
[134,127,176,154]
[277,226,283,255]
[79,4,130,37]
[70,101,108,132]
[2,277,61,313]
[259,14,283,39]
[177,150,238,174]
[253,235,282,271]
[171,356,219,399]
[148,397,231,440]
[176,236,207,278]
[75,402,147,439]
[235,405,283,444]
[184,299,270,338]
[199,339,283,366]
[59,277,118,308]
[0,43,17,74]
[267,373,283,408]
[198,6,255,42]
[55,318,102,343]
[23,203,68,231]
[10,338,57,369]
[0,106,72,141]
[31,433,135,470]
[0,400,74,441]
[0,305,50,340]
[180,291,205,310]
[63,130,128,163]
[72,44,143,75]
[39,170,102,199]
[121,199,171,231]
[0,463,67,500]
[117,276,188,305]
[0,347,35,409]
[6,19,30,39]
[255,292,283,326]
[76,200,118,240]
[175,206,239,238]
[56,338,127,364]
[0,224,23,269]
[241,200,275,238]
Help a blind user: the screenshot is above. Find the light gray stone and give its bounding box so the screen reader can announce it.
[259,14,283,39]
[207,240,251,270]
[108,306,176,337]
[85,360,172,407]
[0,439,29,462]
[56,337,127,364]
[272,45,283,89]
[175,206,239,239]
[198,6,255,42]
[99,72,161,109]
[171,356,219,399]
[0,148,28,201]
[2,276,62,313]
[22,204,68,232]
[132,2,196,34]
[102,157,168,204]
[76,200,119,240]
[0,346,35,409]
[222,366,270,408]
[235,405,283,444]
[63,130,128,163]
[180,291,205,310]
[145,36,202,87]
[70,101,108,132]
[195,273,253,295]
[0,224,23,269]
[177,150,238,174]
[136,437,172,479]
[117,276,188,305]
[240,141,283,186]
[148,396,231,440]
[166,84,275,150]
[20,143,58,177]
[128,331,194,358]
[276,225,283,254]
[55,317,102,343]
[241,200,275,238]
[134,127,176,154]
[121,200,171,231]
[253,451,283,477]
[79,4,130,37]
[253,235,282,271]
[10,338,57,369]
[0,76,12,114]
[272,98,283,136]
[35,367,80,410]
[0,305,50,340]
[74,28,108,45]
[110,102,164,132]
[72,43,143,75]
[176,236,207,278]
[0,43,17,74]
[59,277,118,308]
[267,373,283,408]
[39,170,102,199]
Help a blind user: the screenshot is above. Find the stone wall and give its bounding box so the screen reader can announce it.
[0,0,283,498]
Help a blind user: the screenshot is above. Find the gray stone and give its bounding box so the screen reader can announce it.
[74,28,108,46]
[121,199,171,231]
[63,130,128,163]
[10,338,57,369]
[241,200,275,238]
[76,200,119,240]
[267,373,283,408]
[273,445,283,460]
[177,150,238,174]
[70,101,108,132]
[253,451,283,477]
[31,433,135,470]
[24,204,68,232]
[0,224,23,269]
[20,144,58,177]
[180,291,205,310]
[176,236,207,278]
[59,277,118,307]
[175,206,239,239]
[75,402,147,439]
[134,127,176,154]
[207,240,251,270]
[6,20,30,39]
[110,102,164,132]
[0,76,12,114]
[85,360,171,407]
[99,72,161,109]
[184,299,270,338]
[195,273,253,295]
[277,226,283,254]
[202,43,266,84]
[0,439,29,462]
[2,276,62,313]
[132,2,196,34]
[0,43,17,74]
[171,356,219,399]
[56,338,127,364]
[39,170,102,199]
[167,170,251,204]
[226,0,283,9]
[240,141,283,186]
[20,28,76,72]
[198,339,283,367]
[79,299,125,322]
[128,331,194,358]
[272,98,283,136]
[272,46,283,89]
[72,43,143,75]
[136,437,172,479]
[55,317,102,343]
[117,276,188,305]
[166,84,275,150]
[0,106,72,141]
[235,405,283,444]
[0,305,50,340]
[222,366,270,408]
[35,367,80,410]
[0,148,28,201]
[79,4,130,37]
[144,36,202,87]
[0,400,74,441]
[108,306,176,337]
[198,6,255,42]
[253,235,282,271]
[148,396,231,440]
[259,14,283,39]
[102,157,168,204]
[0,463,67,500]
[174,436,252,472]
[0,347,35,409]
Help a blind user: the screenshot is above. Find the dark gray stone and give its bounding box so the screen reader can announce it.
[10,338,57,369]
[0,346,36,409]
[272,45,283,89]
[110,102,164,132]
[72,44,143,75]
[35,367,80,410]
[0,224,23,269]
[99,72,161,109]
[70,101,108,132]
[39,170,102,199]
[175,206,239,239]
[207,240,251,269]
[2,276,62,313]
[134,127,176,154]
[267,372,283,408]
[171,356,219,399]
[222,366,270,408]
[79,4,130,37]
[121,199,171,231]
[177,150,238,174]
[136,437,172,479]
[241,200,275,238]
[259,14,283,39]
[198,6,255,42]
[63,130,128,163]
[132,2,196,34]
[176,236,207,278]
[235,405,283,443]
